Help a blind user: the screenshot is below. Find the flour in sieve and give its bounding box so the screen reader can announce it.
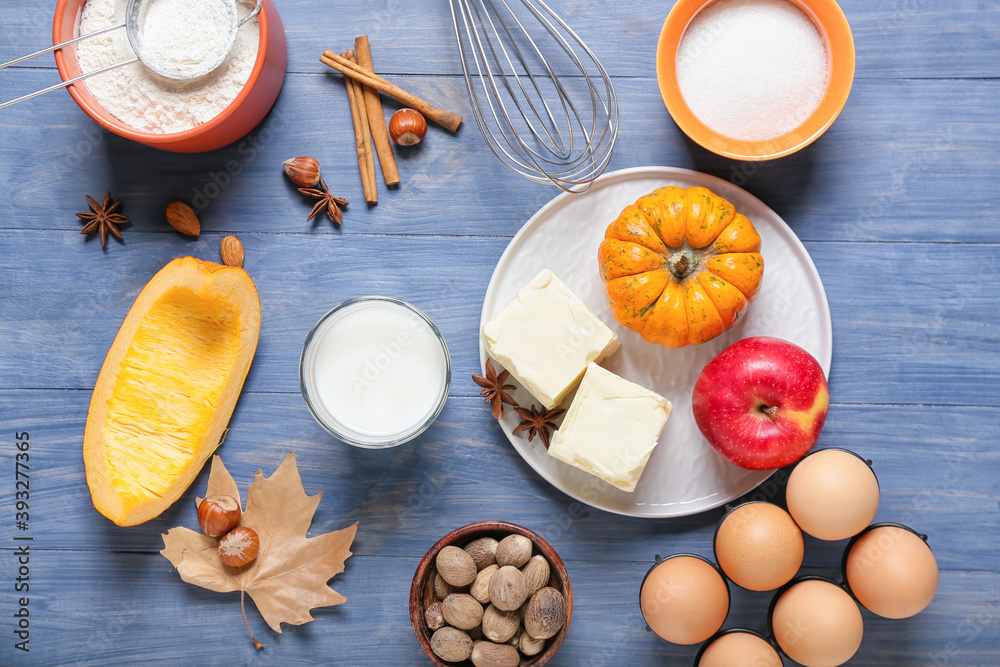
[76,0,260,134]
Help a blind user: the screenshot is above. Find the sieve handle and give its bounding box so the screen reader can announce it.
[0,57,139,110]
[0,22,125,70]
[238,0,265,27]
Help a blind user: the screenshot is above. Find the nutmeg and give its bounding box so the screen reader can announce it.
[481,604,520,643]
[441,593,484,631]
[519,630,546,656]
[496,534,532,568]
[521,554,550,596]
[437,546,478,587]
[464,537,499,571]
[470,640,519,667]
[197,495,241,537]
[470,564,499,604]
[488,566,528,612]
[431,626,473,663]
[425,601,446,631]
[524,587,567,640]
[433,570,454,600]
[282,156,321,188]
[218,526,259,568]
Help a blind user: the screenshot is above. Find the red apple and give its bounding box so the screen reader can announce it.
[692,336,829,470]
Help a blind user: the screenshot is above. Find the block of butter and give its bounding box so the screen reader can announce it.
[548,363,672,492]
[482,269,620,409]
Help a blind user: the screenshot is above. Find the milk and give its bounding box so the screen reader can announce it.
[302,298,450,444]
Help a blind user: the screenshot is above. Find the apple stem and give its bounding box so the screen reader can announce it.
[761,405,780,418]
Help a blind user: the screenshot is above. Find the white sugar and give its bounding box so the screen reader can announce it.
[676,0,828,142]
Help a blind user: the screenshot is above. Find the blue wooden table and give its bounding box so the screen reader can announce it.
[1,1,998,664]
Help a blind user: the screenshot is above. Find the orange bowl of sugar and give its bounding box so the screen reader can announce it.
[657,0,855,160]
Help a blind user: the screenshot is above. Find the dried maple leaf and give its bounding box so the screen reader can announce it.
[161,452,358,649]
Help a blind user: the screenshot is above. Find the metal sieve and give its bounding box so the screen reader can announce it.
[0,0,262,110]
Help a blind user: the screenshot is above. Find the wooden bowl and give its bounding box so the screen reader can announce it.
[409,521,572,666]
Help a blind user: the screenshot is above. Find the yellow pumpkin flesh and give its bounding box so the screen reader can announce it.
[84,257,260,526]
[598,186,764,348]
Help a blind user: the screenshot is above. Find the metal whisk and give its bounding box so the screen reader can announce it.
[449,0,618,192]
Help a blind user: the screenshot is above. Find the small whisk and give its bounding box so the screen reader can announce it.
[449,0,619,192]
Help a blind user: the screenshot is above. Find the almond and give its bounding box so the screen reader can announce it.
[220,235,244,268]
[165,200,200,236]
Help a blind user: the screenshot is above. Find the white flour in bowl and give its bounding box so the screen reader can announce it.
[76,0,260,134]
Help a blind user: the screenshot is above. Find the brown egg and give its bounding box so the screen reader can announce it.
[697,631,783,667]
[787,449,880,541]
[845,524,938,619]
[639,555,729,645]
[771,579,863,667]
[714,502,804,591]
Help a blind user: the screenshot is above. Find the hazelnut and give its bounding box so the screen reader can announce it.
[430,627,473,663]
[524,587,567,640]
[437,546,477,587]
[218,526,259,568]
[496,534,532,568]
[519,631,546,656]
[282,156,321,188]
[481,604,520,643]
[521,554,550,596]
[464,537,499,570]
[470,564,499,604]
[388,108,427,146]
[470,640,519,667]
[425,601,446,631]
[489,566,528,612]
[441,593,484,630]
[196,495,241,537]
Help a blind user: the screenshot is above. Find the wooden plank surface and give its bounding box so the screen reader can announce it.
[1,0,998,665]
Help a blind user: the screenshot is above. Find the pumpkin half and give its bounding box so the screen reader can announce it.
[598,186,764,348]
[84,257,261,526]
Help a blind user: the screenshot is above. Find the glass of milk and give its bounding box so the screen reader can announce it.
[299,297,451,448]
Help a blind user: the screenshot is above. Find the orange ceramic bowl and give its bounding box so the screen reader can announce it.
[656,0,855,160]
[53,0,286,153]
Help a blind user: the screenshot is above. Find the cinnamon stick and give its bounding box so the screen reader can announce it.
[342,50,378,204]
[321,50,463,133]
[354,36,400,187]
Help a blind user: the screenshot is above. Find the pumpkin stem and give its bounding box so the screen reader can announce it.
[667,250,699,279]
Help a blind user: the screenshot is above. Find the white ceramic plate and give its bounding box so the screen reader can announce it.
[479,166,832,518]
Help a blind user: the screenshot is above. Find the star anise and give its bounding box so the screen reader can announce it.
[513,404,565,449]
[76,192,129,246]
[472,359,518,420]
[299,177,348,225]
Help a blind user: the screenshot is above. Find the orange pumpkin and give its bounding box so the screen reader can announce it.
[598,186,764,348]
